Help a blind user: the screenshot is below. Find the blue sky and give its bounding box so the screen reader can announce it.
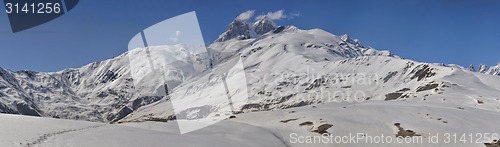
[0,0,499,72]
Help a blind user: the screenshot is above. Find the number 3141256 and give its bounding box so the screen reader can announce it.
[5,3,61,14]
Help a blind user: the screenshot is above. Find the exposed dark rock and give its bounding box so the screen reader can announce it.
[341,86,352,88]
[216,19,251,42]
[385,93,403,100]
[273,26,286,34]
[98,70,119,83]
[280,118,299,123]
[145,117,168,122]
[410,64,436,81]
[277,100,313,110]
[0,102,17,114]
[108,106,133,122]
[131,96,163,110]
[397,88,411,92]
[15,102,41,116]
[15,70,38,80]
[383,71,398,83]
[484,139,500,147]
[311,123,333,134]
[416,83,439,92]
[299,121,313,126]
[305,78,325,90]
[394,123,421,137]
[253,17,275,35]
[240,103,261,112]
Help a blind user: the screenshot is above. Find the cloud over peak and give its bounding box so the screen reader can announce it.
[255,10,300,21]
[256,10,286,20]
[236,10,255,21]
[234,10,301,23]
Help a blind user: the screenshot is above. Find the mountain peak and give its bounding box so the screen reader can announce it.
[488,63,500,76]
[340,34,353,43]
[215,19,252,42]
[253,17,275,35]
[470,63,500,76]
[340,34,365,48]
[478,64,488,73]
[467,64,475,72]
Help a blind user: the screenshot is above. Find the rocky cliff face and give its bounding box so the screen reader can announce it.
[252,17,275,35]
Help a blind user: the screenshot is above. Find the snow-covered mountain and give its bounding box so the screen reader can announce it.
[120,16,500,124]
[1,11,500,147]
[0,46,210,122]
[0,12,499,127]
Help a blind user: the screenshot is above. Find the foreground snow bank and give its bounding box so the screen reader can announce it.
[0,114,285,147]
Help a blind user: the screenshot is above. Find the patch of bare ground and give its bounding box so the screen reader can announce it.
[385,93,403,100]
[394,123,421,137]
[311,123,333,134]
[280,118,299,123]
[298,120,333,135]
[484,139,500,147]
[299,121,313,126]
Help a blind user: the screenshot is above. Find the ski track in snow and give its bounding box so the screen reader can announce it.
[24,124,105,147]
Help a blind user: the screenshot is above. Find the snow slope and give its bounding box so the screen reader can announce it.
[0,114,286,147]
[2,98,500,147]
[232,100,500,147]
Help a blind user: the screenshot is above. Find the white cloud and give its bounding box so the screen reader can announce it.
[236,10,255,21]
[169,30,181,42]
[288,11,301,20]
[256,10,285,20]
[255,10,300,20]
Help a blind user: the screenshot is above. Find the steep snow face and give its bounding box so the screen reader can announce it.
[215,19,252,42]
[252,17,275,35]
